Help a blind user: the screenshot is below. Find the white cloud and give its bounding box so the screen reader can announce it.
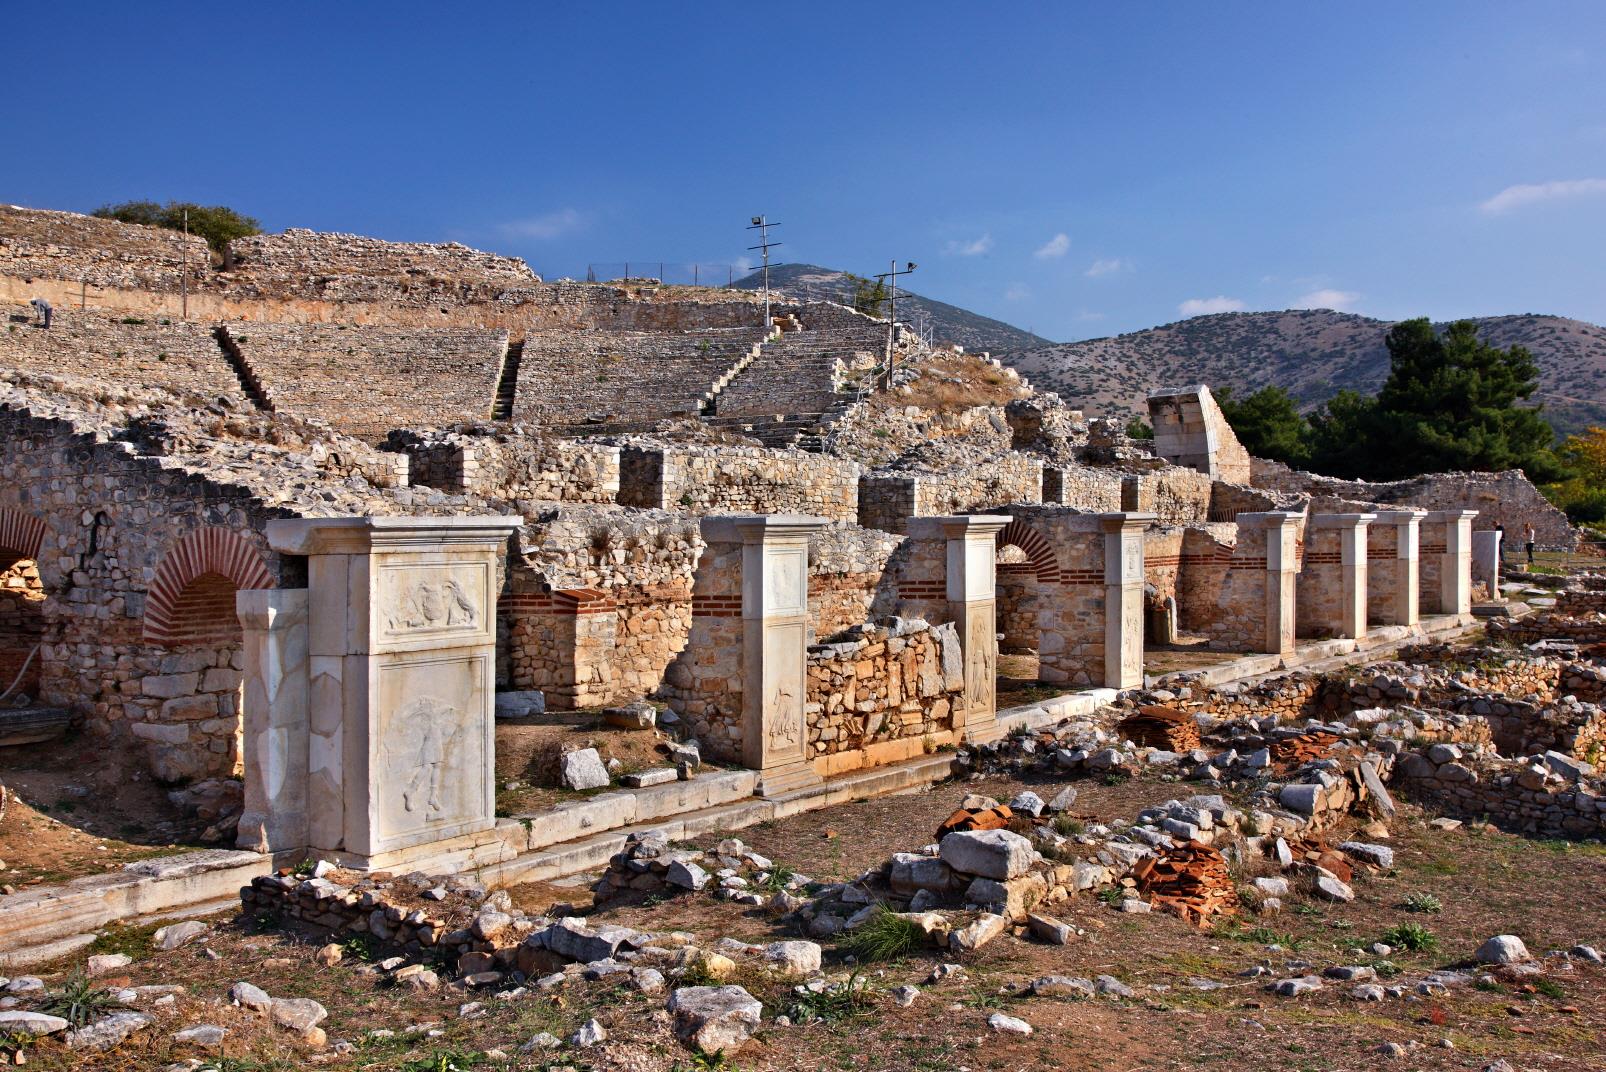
[1178,295,1246,317]
[1293,288,1361,311]
[1004,283,1031,302]
[1083,257,1131,278]
[1479,178,1606,215]
[1033,233,1071,259]
[944,233,993,256]
[497,208,585,240]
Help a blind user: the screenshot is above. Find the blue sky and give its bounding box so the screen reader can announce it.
[5,1,1604,342]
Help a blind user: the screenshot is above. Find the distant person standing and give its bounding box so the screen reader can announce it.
[1496,523,1507,564]
[29,297,51,329]
[1524,522,1536,565]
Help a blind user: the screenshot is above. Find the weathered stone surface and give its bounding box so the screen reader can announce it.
[66,1011,153,1051]
[666,985,763,1054]
[763,941,822,975]
[153,920,209,950]
[988,1012,1033,1036]
[0,1010,69,1035]
[86,953,133,976]
[561,748,611,790]
[230,981,273,1013]
[1476,935,1531,964]
[948,912,1008,953]
[270,997,328,1034]
[939,829,1035,880]
[172,1024,228,1048]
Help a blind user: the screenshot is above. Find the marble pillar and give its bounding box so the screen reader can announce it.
[1423,510,1478,616]
[1100,512,1153,687]
[1303,513,1374,640]
[704,514,828,798]
[265,516,521,869]
[1238,511,1300,654]
[1369,510,1424,627]
[1471,529,1503,600]
[235,588,309,854]
[933,515,1009,743]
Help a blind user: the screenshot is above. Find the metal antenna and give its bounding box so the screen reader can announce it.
[874,260,917,381]
[747,216,781,330]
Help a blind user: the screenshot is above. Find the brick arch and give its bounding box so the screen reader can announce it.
[0,507,47,562]
[144,527,274,645]
[996,519,1061,584]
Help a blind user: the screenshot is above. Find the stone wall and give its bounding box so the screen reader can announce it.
[1396,747,1606,839]
[805,618,963,760]
[513,326,768,427]
[0,205,211,291]
[1123,466,1214,522]
[1250,459,1576,549]
[1042,466,1124,511]
[505,507,702,707]
[1147,385,1252,483]
[0,555,44,698]
[2,312,243,405]
[809,524,906,637]
[859,452,1042,534]
[618,442,858,521]
[386,427,620,504]
[219,323,508,441]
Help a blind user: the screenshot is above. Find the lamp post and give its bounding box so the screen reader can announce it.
[746,215,781,331]
[874,260,917,382]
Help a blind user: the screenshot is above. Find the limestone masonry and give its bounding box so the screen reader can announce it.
[0,204,1591,887]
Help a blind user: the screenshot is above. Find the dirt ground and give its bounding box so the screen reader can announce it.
[492,708,695,815]
[13,767,1602,1072]
[0,734,207,887]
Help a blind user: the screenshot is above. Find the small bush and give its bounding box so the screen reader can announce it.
[1379,922,1437,952]
[40,974,121,1028]
[840,907,924,962]
[1402,892,1442,914]
[786,970,874,1023]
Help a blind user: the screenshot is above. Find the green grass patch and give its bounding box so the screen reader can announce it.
[840,906,925,962]
[1379,922,1438,952]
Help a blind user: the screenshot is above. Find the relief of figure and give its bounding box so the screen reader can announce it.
[387,576,479,632]
[766,679,801,749]
[392,695,459,819]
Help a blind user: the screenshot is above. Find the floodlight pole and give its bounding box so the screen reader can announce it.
[874,259,917,383]
[747,215,781,331]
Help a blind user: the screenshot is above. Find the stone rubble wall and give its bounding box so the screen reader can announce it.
[506,507,702,708]
[219,322,508,442]
[1396,747,1606,839]
[805,618,963,759]
[0,205,212,291]
[1487,613,1606,645]
[1250,459,1576,549]
[617,441,859,521]
[513,327,768,427]
[1,312,244,405]
[1123,466,1215,522]
[1147,385,1252,483]
[659,539,744,761]
[858,452,1043,534]
[1208,481,1302,522]
[827,402,1013,469]
[386,427,620,504]
[808,524,906,637]
[1042,466,1124,511]
[0,556,45,697]
[1556,589,1606,616]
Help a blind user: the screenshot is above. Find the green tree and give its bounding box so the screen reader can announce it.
[92,200,261,257]
[1125,415,1154,440]
[1215,385,1311,466]
[1308,318,1559,482]
[1544,426,1606,522]
[845,273,889,318]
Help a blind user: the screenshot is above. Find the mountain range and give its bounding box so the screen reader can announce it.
[1003,310,1606,438]
[731,263,1052,354]
[731,264,1604,439]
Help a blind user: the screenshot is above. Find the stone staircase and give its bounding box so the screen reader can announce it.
[490,337,525,420]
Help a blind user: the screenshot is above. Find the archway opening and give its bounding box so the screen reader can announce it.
[0,549,46,704]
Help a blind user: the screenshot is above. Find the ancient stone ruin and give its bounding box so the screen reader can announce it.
[0,205,1601,1066]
